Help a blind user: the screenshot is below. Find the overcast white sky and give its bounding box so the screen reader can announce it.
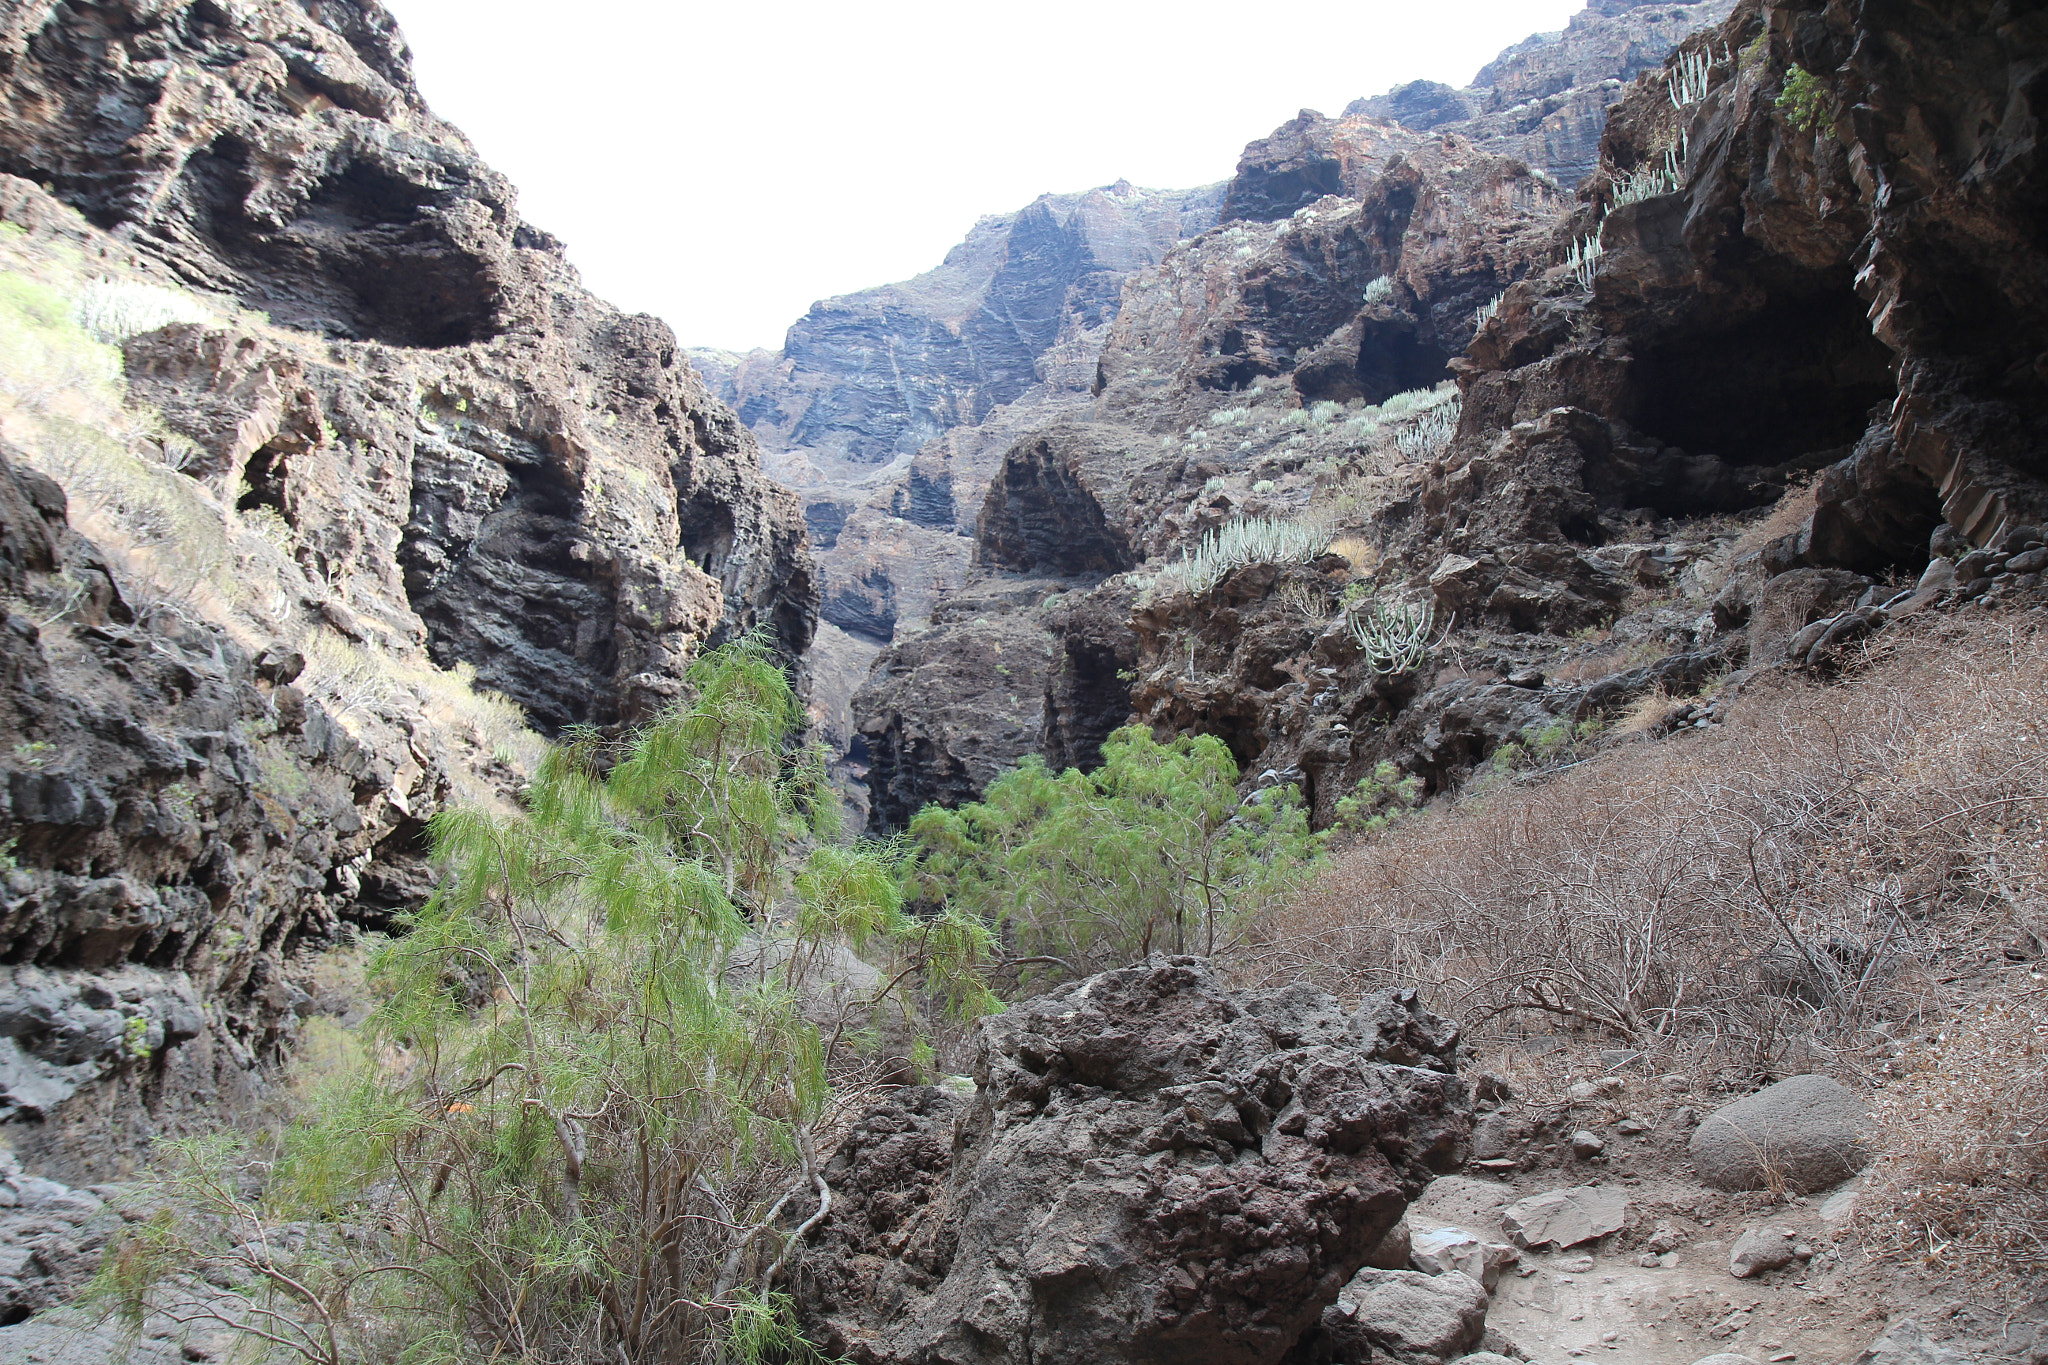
[380,0,1585,352]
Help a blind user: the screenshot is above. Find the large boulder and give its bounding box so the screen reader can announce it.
[1409,1224,1519,1292]
[1499,1185,1628,1250]
[1318,1267,1490,1365]
[797,957,1472,1365]
[1689,1074,1871,1193]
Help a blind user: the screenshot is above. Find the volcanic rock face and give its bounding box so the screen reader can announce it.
[854,135,1574,832]
[0,448,399,1177]
[1224,0,1737,224]
[0,0,813,1168]
[1103,144,1568,411]
[834,0,2044,854]
[703,183,1225,477]
[799,958,1470,1365]
[1453,0,2048,598]
[1063,0,2048,824]
[840,5,1752,832]
[852,582,1064,835]
[0,1,813,725]
[693,185,1220,768]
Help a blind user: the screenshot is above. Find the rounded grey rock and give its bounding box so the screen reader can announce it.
[1729,1225,1797,1278]
[1689,1073,1870,1193]
[1691,1356,1764,1365]
[1327,1268,1488,1365]
[1367,1218,1414,1270]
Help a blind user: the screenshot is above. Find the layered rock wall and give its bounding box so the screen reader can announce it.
[0,0,814,1170]
[850,0,2048,835]
[1224,0,1736,224]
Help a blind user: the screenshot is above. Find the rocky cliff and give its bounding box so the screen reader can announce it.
[849,0,2048,835]
[698,182,1226,480]
[745,7,1742,793]
[1222,0,1735,223]
[0,0,814,1173]
[690,184,1221,794]
[853,121,1578,831]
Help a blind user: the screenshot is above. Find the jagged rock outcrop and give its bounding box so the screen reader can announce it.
[1102,144,1568,413]
[1225,0,1736,225]
[797,958,1470,1365]
[976,424,1142,576]
[852,110,1587,832]
[0,2,813,724]
[697,186,1219,761]
[1157,0,2048,816]
[702,183,1225,476]
[847,0,2048,848]
[1444,0,2048,612]
[0,0,814,1169]
[852,583,1064,836]
[777,4,1739,796]
[0,446,402,1177]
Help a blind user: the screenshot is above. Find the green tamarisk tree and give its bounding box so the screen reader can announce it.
[908,725,1323,981]
[91,638,990,1365]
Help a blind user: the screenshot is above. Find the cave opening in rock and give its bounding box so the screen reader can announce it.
[1628,269,1896,471]
[1353,322,1453,406]
[978,438,1135,576]
[405,458,622,734]
[236,441,291,518]
[1042,637,1135,775]
[170,140,504,349]
[680,495,736,579]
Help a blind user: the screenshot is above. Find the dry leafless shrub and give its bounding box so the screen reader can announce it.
[1856,977,2048,1289]
[1727,474,1818,563]
[1548,637,1673,684]
[1246,612,2048,1087]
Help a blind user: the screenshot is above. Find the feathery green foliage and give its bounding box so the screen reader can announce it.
[1777,66,1831,132]
[908,726,1322,982]
[92,638,985,1364]
[1331,761,1425,839]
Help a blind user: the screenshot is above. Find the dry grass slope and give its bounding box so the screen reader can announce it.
[1252,611,2048,1280]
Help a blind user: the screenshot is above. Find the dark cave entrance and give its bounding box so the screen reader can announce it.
[679,495,736,579]
[1627,267,1945,573]
[1042,634,1136,775]
[236,441,291,518]
[170,137,504,348]
[1354,321,1452,406]
[1628,270,1896,468]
